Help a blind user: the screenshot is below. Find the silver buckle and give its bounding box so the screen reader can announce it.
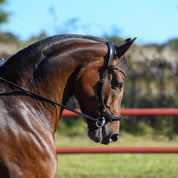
[96,117,105,128]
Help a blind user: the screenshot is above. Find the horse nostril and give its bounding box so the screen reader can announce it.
[110,133,119,142]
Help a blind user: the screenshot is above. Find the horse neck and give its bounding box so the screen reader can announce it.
[0,49,43,84]
[1,41,107,132]
[34,41,108,104]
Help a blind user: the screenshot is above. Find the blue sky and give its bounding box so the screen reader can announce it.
[2,0,178,44]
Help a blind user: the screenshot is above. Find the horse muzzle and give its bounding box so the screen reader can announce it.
[88,122,120,145]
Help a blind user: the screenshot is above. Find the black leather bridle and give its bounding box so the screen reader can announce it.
[96,42,123,127]
[79,41,124,128]
[0,41,124,128]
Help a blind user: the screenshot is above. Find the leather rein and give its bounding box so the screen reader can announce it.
[0,41,124,128]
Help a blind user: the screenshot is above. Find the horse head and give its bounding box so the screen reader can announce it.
[0,35,135,146]
[75,38,136,144]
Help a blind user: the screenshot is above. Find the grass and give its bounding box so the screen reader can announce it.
[56,154,177,178]
[54,131,178,178]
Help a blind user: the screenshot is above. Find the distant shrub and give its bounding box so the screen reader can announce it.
[0,32,19,43]
[143,43,164,52]
[167,39,178,51]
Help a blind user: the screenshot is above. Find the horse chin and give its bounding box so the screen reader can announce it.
[88,128,101,143]
[88,126,119,145]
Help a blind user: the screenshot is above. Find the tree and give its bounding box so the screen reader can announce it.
[0,0,9,29]
[0,0,19,43]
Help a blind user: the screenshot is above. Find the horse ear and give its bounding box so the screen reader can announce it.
[118,56,128,71]
[115,37,136,71]
[115,37,136,57]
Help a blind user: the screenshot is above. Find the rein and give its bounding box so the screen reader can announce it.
[0,76,97,122]
[0,41,123,128]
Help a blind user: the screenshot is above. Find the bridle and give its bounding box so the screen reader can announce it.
[79,41,124,128]
[0,41,124,128]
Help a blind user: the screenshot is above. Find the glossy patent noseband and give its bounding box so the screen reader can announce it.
[0,41,123,128]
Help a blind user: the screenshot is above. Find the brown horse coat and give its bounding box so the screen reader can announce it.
[0,35,135,177]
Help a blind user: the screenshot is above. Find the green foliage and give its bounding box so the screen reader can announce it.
[167,38,178,51]
[121,56,178,136]
[26,31,47,43]
[0,32,19,43]
[0,0,15,43]
[143,38,178,52]
[0,0,10,28]
[57,118,87,137]
[142,43,164,52]
[0,9,8,23]
[104,35,124,45]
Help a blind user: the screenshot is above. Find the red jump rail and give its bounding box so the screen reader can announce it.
[56,147,178,154]
[61,108,178,117]
[58,108,178,154]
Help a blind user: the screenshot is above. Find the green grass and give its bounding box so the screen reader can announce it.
[56,154,177,178]
[55,132,178,178]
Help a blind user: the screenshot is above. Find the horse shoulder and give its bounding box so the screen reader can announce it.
[0,98,57,177]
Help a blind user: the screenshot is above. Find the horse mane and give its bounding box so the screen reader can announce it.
[8,34,107,61]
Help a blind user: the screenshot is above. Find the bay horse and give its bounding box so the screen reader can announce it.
[0,34,135,177]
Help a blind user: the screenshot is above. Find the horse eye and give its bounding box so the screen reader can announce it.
[110,74,123,90]
[115,82,123,90]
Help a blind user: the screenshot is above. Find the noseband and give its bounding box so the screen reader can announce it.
[0,41,124,128]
